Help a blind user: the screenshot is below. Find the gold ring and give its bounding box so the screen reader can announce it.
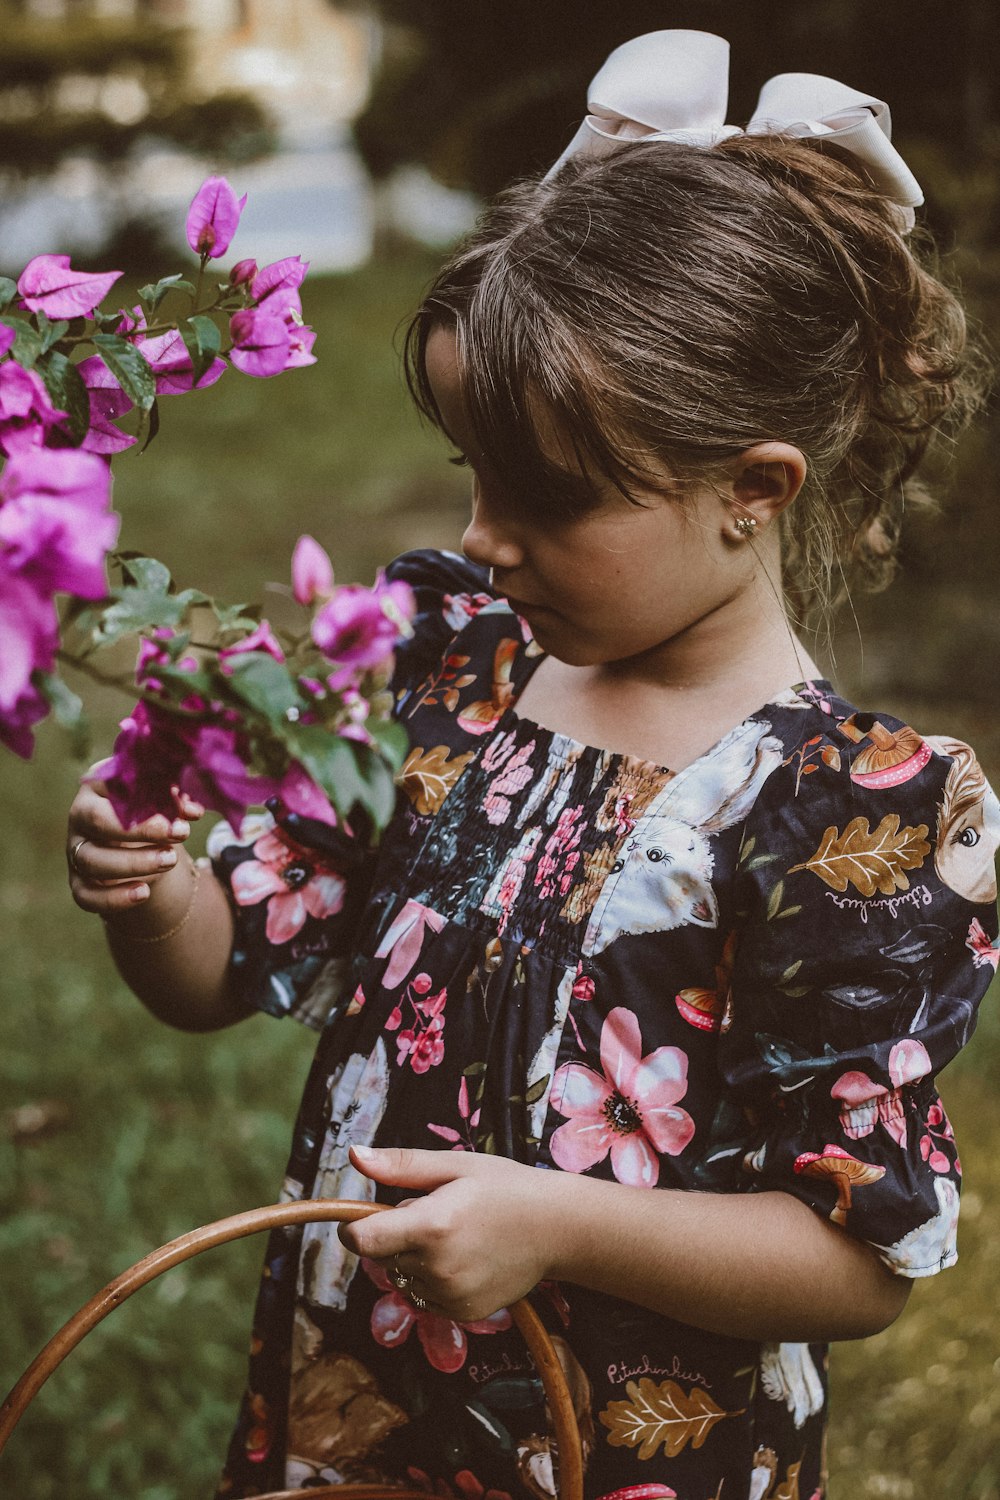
[389,1255,412,1292]
[69,837,89,876]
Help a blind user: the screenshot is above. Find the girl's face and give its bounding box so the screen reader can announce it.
[426,327,772,673]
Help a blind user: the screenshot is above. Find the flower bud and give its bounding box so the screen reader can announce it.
[229,258,258,288]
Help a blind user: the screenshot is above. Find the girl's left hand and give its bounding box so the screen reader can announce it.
[338,1145,560,1323]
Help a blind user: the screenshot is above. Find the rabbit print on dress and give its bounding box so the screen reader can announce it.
[582,719,784,956]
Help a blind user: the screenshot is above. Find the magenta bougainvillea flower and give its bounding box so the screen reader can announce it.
[362,1258,511,1373]
[17,254,123,319]
[0,361,67,456]
[91,701,282,830]
[312,575,415,668]
[0,565,58,755]
[291,534,334,606]
[251,256,308,314]
[0,447,117,599]
[136,329,227,395]
[228,309,292,378]
[231,823,346,943]
[76,356,137,455]
[185,176,247,259]
[549,1007,695,1187]
[219,619,286,667]
[285,321,317,369]
[229,257,258,287]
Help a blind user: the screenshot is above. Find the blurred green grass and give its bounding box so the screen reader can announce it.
[1,250,998,1499]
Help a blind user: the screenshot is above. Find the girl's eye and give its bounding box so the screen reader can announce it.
[449,454,470,468]
[956,826,981,848]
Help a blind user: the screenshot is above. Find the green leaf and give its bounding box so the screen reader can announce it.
[214,601,262,633]
[179,314,221,387]
[0,316,43,368]
[524,1075,549,1105]
[139,396,160,454]
[365,716,409,770]
[93,333,156,411]
[39,352,90,444]
[775,904,802,920]
[0,276,18,311]
[138,274,196,313]
[463,1061,487,1077]
[283,723,368,820]
[39,672,90,758]
[766,880,785,921]
[738,835,756,864]
[780,960,803,983]
[120,556,172,591]
[225,653,302,721]
[36,313,70,353]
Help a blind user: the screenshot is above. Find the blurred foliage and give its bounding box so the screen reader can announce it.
[0,5,276,182]
[355,0,999,197]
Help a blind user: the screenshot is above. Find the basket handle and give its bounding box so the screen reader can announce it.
[0,1199,583,1500]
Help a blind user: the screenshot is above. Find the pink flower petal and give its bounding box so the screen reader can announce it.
[549,1062,612,1119]
[599,1007,644,1100]
[416,1313,467,1373]
[291,534,334,605]
[302,872,346,920]
[251,255,309,304]
[631,1045,690,1111]
[371,1290,416,1350]
[610,1131,660,1188]
[641,1102,696,1158]
[462,1306,512,1335]
[265,889,307,944]
[548,1116,614,1174]
[186,176,246,258]
[17,254,122,318]
[229,309,291,378]
[231,859,286,905]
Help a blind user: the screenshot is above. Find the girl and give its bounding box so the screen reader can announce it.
[65,31,1000,1500]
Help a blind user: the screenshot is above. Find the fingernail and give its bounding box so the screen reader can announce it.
[131,884,150,902]
[170,820,190,838]
[352,1145,375,1160]
[157,850,177,869]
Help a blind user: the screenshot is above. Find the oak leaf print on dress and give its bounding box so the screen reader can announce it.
[599,1377,739,1458]
[398,744,475,816]
[787,814,929,896]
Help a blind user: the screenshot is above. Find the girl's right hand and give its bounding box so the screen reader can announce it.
[66,773,205,920]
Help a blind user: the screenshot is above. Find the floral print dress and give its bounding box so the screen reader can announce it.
[210,551,1000,1500]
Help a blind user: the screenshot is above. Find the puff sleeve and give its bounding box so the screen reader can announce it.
[208,549,492,1026]
[720,723,1000,1277]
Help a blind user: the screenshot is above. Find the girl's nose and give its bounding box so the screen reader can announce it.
[461,493,524,571]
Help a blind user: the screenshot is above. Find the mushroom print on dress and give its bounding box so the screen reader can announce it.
[209,552,1000,1500]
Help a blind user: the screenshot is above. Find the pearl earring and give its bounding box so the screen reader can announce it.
[733,514,758,539]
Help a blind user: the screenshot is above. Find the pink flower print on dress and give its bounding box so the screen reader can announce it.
[389,971,448,1073]
[920,1099,958,1174]
[363,1258,510,1373]
[534,805,584,900]
[549,1007,695,1187]
[483,739,536,825]
[375,899,447,989]
[231,826,346,944]
[966,917,1000,971]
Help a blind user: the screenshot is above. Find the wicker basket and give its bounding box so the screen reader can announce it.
[0,1199,583,1500]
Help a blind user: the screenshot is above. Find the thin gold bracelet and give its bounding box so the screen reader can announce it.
[118,859,202,945]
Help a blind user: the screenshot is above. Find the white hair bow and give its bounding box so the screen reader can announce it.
[546,30,923,232]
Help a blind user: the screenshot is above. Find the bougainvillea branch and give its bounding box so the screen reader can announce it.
[0,177,413,839]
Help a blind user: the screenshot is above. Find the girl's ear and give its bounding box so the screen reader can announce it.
[726,442,807,527]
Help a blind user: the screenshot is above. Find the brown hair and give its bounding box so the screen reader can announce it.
[404,135,987,623]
